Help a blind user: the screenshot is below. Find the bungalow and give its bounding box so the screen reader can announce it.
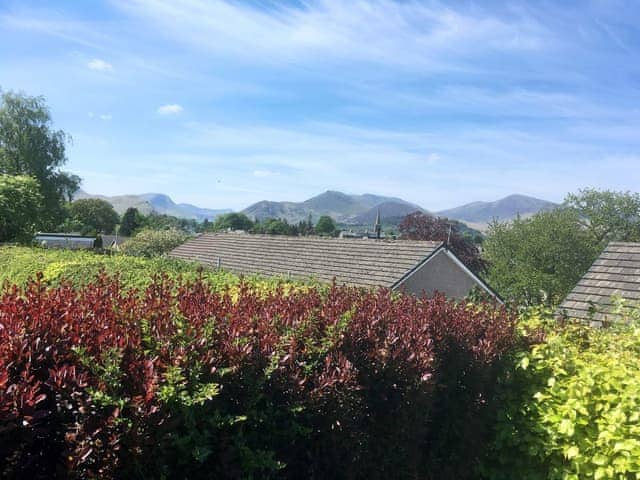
[35,233,97,250]
[557,242,640,325]
[168,233,500,301]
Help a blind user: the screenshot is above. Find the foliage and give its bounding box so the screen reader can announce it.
[0,246,238,291]
[484,310,640,480]
[252,217,299,235]
[0,91,79,228]
[315,215,337,236]
[67,198,120,235]
[0,174,43,243]
[564,188,640,244]
[120,228,188,258]
[210,212,254,232]
[297,214,315,236]
[483,209,599,306]
[399,211,486,274]
[143,212,200,233]
[0,272,517,479]
[119,207,143,236]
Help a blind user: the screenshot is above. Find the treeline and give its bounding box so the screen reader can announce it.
[203,212,338,236]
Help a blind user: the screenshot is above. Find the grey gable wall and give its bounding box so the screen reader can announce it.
[394,249,479,299]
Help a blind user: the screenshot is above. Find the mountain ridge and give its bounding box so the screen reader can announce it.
[75,189,556,229]
[74,190,231,221]
[242,190,425,225]
[436,194,558,228]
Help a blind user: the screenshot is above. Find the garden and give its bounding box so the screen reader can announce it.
[1,247,639,479]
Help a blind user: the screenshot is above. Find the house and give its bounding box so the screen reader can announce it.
[35,233,97,250]
[557,242,640,324]
[100,234,130,250]
[168,233,499,301]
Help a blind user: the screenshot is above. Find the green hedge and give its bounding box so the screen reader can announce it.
[483,311,640,479]
[0,246,238,291]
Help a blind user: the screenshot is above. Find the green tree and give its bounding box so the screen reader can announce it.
[0,91,79,228]
[483,209,599,306]
[0,174,44,242]
[315,215,337,236]
[253,218,298,235]
[120,228,188,257]
[564,188,640,243]
[210,212,254,232]
[68,198,119,235]
[120,207,143,236]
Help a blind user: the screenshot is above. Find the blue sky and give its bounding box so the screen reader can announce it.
[1,0,639,211]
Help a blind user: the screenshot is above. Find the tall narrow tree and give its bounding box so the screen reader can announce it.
[0,91,79,228]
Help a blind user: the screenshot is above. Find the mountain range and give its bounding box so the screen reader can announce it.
[436,194,558,230]
[75,189,557,230]
[74,190,231,221]
[242,191,427,225]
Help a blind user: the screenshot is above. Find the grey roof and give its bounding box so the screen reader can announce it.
[558,242,640,323]
[100,235,130,247]
[169,233,443,288]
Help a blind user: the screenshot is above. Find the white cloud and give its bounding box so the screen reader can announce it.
[426,153,441,164]
[115,0,547,71]
[253,169,278,177]
[157,104,183,115]
[87,58,113,71]
[99,114,112,121]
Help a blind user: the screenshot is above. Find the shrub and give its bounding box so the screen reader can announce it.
[0,273,516,479]
[0,246,237,291]
[120,228,188,257]
[483,310,640,479]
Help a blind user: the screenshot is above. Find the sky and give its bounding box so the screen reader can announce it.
[1,0,639,211]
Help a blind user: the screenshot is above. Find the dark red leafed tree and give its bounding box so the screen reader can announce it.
[398,211,486,274]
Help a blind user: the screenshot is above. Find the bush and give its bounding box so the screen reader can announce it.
[0,246,237,291]
[483,310,640,479]
[0,274,516,479]
[119,228,188,257]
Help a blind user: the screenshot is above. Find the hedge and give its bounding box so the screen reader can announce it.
[0,246,297,293]
[0,273,516,479]
[483,311,640,479]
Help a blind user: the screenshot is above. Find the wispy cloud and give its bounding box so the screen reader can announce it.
[87,58,113,72]
[157,104,183,115]
[115,0,547,71]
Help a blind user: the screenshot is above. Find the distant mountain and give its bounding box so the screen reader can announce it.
[437,194,558,228]
[74,190,231,221]
[242,190,424,225]
[350,201,427,226]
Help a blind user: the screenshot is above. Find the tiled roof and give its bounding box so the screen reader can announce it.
[169,233,443,288]
[558,242,640,323]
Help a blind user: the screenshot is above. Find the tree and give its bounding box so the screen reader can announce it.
[564,188,640,243]
[143,213,197,233]
[210,212,254,232]
[298,214,315,236]
[252,218,298,235]
[120,228,188,257]
[0,91,80,228]
[315,215,337,236]
[398,212,486,274]
[68,198,119,235]
[0,174,44,242]
[482,209,599,306]
[120,207,143,236]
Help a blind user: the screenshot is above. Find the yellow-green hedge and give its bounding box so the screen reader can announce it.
[0,246,305,293]
[484,310,640,479]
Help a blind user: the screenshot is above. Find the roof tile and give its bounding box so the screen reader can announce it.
[169,233,443,288]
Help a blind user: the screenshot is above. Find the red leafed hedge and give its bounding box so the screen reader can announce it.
[0,273,517,479]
